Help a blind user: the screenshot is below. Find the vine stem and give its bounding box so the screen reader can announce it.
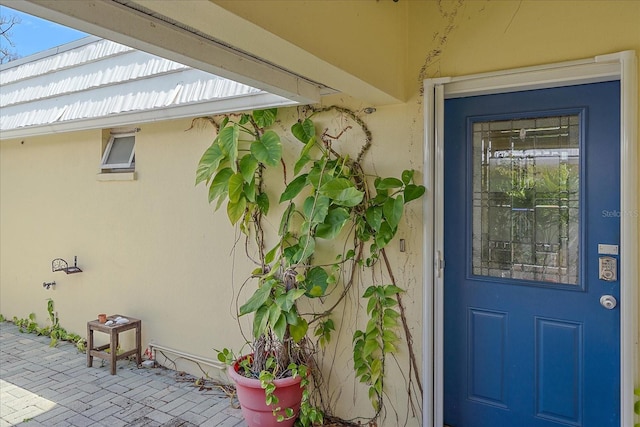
[380,248,423,397]
[308,105,372,163]
[308,240,364,325]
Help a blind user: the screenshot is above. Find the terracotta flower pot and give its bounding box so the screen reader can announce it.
[98,314,107,323]
[228,355,303,427]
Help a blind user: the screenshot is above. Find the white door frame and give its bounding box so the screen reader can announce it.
[422,51,638,427]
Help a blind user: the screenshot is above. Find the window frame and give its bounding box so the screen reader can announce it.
[101,132,136,171]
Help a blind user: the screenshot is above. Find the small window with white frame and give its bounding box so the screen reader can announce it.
[101,131,136,172]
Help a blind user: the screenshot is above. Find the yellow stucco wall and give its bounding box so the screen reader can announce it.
[0,104,424,423]
[409,0,639,79]
[0,121,255,376]
[1,1,639,426]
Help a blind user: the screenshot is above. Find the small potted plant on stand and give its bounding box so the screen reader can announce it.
[196,107,424,426]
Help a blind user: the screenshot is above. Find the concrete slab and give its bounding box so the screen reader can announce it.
[0,323,244,426]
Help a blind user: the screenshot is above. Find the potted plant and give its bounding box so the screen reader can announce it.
[196,107,424,426]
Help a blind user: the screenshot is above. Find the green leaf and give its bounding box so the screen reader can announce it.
[401,169,415,185]
[239,154,259,183]
[382,296,398,307]
[208,168,234,204]
[293,136,317,174]
[319,178,364,207]
[253,305,270,338]
[365,318,379,336]
[291,118,315,143]
[294,154,311,175]
[282,289,306,311]
[218,124,239,172]
[285,306,301,325]
[384,285,404,296]
[301,135,317,157]
[196,142,225,185]
[371,358,382,376]
[404,184,426,203]
[264,244,279,264]
[376,177,404,190]
[252,108,277,128]
[300,220,312,235]
[303,195,330,224]
[383,341,397,353]
[383,329,398,343]
[383,195,404,229]
[383,313,399,328]
[363,337,379,357]
[374,379,383,395]
[365,206,383,231]
[251,130,282,167]
[374,221,395,249]
[303,266,329,297]
[295,235,316,263]
[362,286,376,298]
[280,174,308,203]
[279,203,295,236]
[368,386,377,400]
[227,197,246,225]
[243,180,256,203]
[308,161,333,189]
[366,297,377,315]
[228,172,244,203]
[316,207,350,239]
[289,318,308,342]
[240,281,274,315]
[268,303,282,327]
[384,308,400,319]
[277,291,295,313]
[372,190,389,206]
[256,193,269,215]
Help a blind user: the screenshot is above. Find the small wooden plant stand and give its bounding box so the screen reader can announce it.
[87,315,142,375]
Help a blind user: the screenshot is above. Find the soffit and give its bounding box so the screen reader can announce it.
[5,0,402,105]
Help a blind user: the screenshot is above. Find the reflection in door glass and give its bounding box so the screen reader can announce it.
[472,115,580,284]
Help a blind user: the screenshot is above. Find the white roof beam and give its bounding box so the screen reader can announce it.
[4,0,323,104]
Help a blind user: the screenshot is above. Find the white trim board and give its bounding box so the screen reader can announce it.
[423,51,638,427]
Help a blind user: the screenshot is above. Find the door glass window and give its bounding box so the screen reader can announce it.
[472,115,580,284]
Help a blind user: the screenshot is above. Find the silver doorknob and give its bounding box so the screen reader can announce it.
[600,295,617,310]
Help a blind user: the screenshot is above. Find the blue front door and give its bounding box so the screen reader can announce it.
[443,81,621,427]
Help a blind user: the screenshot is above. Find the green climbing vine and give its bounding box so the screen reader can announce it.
[9,299,86,351]
[195,105,425,425]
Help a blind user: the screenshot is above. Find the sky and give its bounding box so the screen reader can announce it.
[0,5,88,60]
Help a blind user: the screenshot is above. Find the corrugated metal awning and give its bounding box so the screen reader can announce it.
[0,36,296,139]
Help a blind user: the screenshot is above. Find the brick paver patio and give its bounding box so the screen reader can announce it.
[0,322,244,426]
